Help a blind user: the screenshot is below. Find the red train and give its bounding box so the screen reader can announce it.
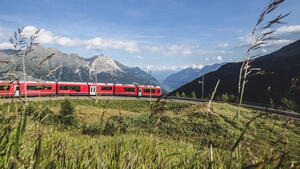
[0,81,162,97]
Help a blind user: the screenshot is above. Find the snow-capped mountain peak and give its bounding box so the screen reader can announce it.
[89,54,123,74]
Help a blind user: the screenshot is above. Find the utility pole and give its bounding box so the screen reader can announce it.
[23,55,27,100]
[95,57,98,97]
[150,69,152,105]
[198,75,204,99]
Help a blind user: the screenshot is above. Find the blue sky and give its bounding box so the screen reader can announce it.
[0,0,300,71]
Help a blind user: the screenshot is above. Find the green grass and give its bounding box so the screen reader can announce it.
[0,98,299,168]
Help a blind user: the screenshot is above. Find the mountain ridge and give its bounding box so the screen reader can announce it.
[169,40,300,106]
[163,63,224,91]
[0,45,160,85]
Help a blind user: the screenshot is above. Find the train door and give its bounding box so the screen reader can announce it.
[90,86,96,96]
[14,85,20,97]
[138,88,142,96]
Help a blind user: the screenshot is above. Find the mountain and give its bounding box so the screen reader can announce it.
[169,40,300,106]
[151,70,178,83]
[0,45,160,85]
[162,63,224,91]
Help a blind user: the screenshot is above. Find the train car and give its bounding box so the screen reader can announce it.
[114,84,137,96]
[0,81,14,97]
[137,85,162,97]
[22,81,56,96]
[57,82,89,96]
[94,83,114,96]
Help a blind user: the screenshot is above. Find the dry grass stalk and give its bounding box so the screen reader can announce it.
[237,0,289,121]
[37,53,55,69]
[207,79,220,113]
[9,27,40,100]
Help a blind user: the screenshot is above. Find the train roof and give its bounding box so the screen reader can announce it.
[137,85,161,88]
[0,80,56,84]
[115,84,135,87]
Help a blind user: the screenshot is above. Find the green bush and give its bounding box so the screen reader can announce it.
[220,93,229,102]
[181,92,186,98]
[228,94,236,103]
[269,98,275,108]
[59,99,77,126]
[175,92,180,97]
[191,91,197,98]
[279,98,299,111]
[81,123,102,136]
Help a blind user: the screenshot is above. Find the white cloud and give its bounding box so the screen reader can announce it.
[21,26,140,53]
[84,38,140,53]
[261,49,268,53]
[0,32,4,39]
[144,64,204,71]
[0,42,14,50]
[262,39,294,48]
[136,56,143,59]
[144,45,192,56]
[274,25,300,35]
[217,43,229,48]
[205,56,223,62]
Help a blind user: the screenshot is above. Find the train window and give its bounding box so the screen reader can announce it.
[157,89,161,93]
[143,89,156,93]
[27,85,52,90]
[124,88,135,92]
[0,85,10,91]
[60,85,81,92]
[101,86,112,91]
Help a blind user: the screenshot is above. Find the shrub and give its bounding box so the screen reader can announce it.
[228,94,236,103]
[81,123,102,136]
[191,91,197,98]
[59,99,77,126]
[181,92,186,98]
[220,93,229,102]
[269,98,275,109]
[175,92,180,97]
[279,98,298,111]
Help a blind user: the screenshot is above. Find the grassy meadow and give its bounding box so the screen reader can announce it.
[0,98,299,168]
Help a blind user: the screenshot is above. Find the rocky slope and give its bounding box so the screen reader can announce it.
[0,45,160,85]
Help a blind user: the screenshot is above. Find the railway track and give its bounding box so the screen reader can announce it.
[168,96,300,121]
[1,95,299,121]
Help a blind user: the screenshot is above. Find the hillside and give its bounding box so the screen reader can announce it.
[169,40,300,106]
[162,63,224,91]
[0,46,160,85]
[1,99,298,168]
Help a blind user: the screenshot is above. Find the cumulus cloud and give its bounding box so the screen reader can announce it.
[21,26,140,53]
[204,56,223,62]
[274,25,300,35]
[237,30,294,49]
[0,42,14,49]
[2,26,234,57]
[84,38,140,53]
